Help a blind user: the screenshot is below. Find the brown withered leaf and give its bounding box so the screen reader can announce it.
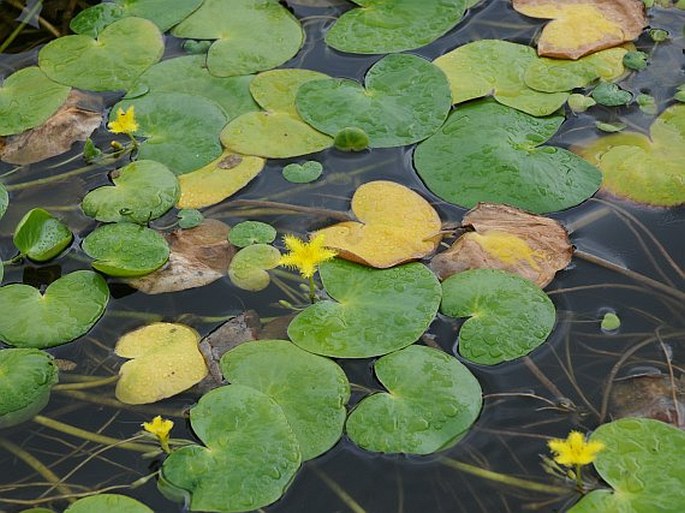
[0,90,102,165]
[430,203,572,287]
[129,219,235,294]
[610,372,685,429]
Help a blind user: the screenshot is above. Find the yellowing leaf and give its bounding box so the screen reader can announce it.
[315,181,441,268]
[177,150,264,209]
[115,323,208,404]
[512,0,646,59]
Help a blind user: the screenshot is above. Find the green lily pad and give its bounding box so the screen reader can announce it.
[0,183,7,220]
[576,103,685,207]
[325,0,466,54]
[82,223,170,277]
[250,69,329,117]
[592,82,633,107]
[296,54,452,148]
[70,0,203,37]
[440,269,556,365]
[171,0,304,77]
[228,221,277,247]
[282,161,323,183]
[601,312,621,331]
[65,494,154,513]
[228,244,281,292]
[82,160,180,224]
[112,93,227,175]
[0,348,58,428]
[0,270,109,349]
[161,384,301,513]
[0,67,70,136]
[39,17,164,92]
[126,55,258,119]
[346,345,482,454]
[177,208,204,229]
[288,259,442,358]
[570,418,685,513]
[334,127,370,151]
[414,99,602,213]
[220,339,350,460]
[13,208,73,262]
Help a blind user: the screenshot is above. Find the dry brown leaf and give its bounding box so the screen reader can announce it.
[128,219,235,294]
[0,90,102,165]
[430,203,572,287]
[512,0,646,59]
[610,373,685,429]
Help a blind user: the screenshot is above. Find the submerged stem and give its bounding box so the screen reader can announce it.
[52,375,119,391]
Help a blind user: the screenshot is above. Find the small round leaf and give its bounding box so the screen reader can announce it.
[228,221,277,247]
[282,161,323,184]
[13,208,73,262]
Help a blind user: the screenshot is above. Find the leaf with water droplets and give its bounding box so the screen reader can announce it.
[64,494,154,513]
[13,208,73,262]
[228,244,281,292]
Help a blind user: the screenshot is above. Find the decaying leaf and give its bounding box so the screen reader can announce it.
[128,219,234,294]
[430,203,572,287]
[512,0,646,59]
[610,371,685,428]
[0,90,102,165]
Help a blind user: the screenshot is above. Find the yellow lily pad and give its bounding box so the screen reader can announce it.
[115,323,208,404]
[315,181,442,268]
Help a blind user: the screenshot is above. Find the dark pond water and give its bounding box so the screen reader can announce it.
[1,1,684,512]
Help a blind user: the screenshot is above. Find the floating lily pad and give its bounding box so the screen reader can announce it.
[325,0,466,54]
[414,100,602,213]
[570,418,685,513]
[171,0,304,77]
[282,161,323,183]
[250,69,329,117]
[82,223,169,277]
[111,93,226,175]
[441,269,556,365]
[161,384,301,512]
[288,259,442,358]
[591,82,633,106]
[39,17,164,92]
[82,160,179,224]
[64,494,154,513]
[228,221,277,247]
[0,270,109,348]
[346,346,482,454]
[576,103,685,206]
[296,54,452,148]
[0,348,58,428]
[221,340,350,460]
[13,208,73,262]
[228,244,281,292]
[177,209,204,229]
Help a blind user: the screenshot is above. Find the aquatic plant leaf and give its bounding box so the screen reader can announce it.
[0,67,70,136]
[126,55,258,119]
[161,385,301,512]
[64,494,153,513]
[115,322,208,404]
[82,223,169,277]
[177,209,203,229]
[296,54,452,148]
[228,244,281,292]
[315,181,442,268]
[39,17,164,92]
[82,160,179,224]
[0,270,109,349]
[220,339,350,460]
[512,0,646,59]
[0,183,7,221]
[414,100,602,213]
[430,203,573,287]
[569,418,685,513]
[177,150,265,209]
[575,103,685,206]
[0,348,58,428]
[282,161,323,183]
[441,269,556,365]
[433,40,569,117]
[601,312,621,331]
[346,345,482,454]
[228,221,277,248]
[325,0,466,54]
[171,0,304,77]
[288,259,441,358]
[13,208,73,262]
[591,82,633,106]
[250,69,329,117]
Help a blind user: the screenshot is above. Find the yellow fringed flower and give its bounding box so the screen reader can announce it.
[108,106,138,135]
[142,415,174,453]
[279,233,337,279]
[547,431,605,467]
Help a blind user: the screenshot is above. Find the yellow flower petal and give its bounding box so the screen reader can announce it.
[547,430,605,467]
[279,233,337,278]
[108,106,138,135]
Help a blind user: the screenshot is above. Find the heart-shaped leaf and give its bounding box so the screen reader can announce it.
[228,244,281,292]
[282,161,323,183]
[296,54,452,148]
[288,259,442,358]
[220,339,350,460]
[171,0,304,77]
[576,103,685,206]
[440,269,556,365]
[39,17,164,92]
[325,0,466,54]
[177,209,203,229]
[228,221,277,248]
[591,81,633,106]
[0,270,109,348]
[315,181,442,268]
[14,208,73,262]
[414,99,602,213]
[346,345,482,454]
[115,323,208,404]
[82,223,169,277]
[161,385,301,512]
[64,494,153,513]
[82,160,179,224]
[0,348,58,428]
